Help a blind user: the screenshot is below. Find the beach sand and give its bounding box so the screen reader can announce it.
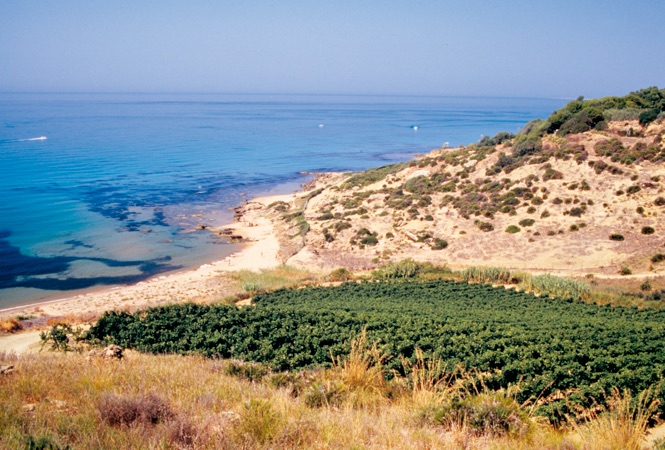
[0,192,294,325]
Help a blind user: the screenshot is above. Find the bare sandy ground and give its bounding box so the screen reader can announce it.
[0,330,42,354]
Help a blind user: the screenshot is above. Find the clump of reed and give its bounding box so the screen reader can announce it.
[519,273,591,301]
[231,265,318,294]
[458,265,591,301]
[460,266,516,284]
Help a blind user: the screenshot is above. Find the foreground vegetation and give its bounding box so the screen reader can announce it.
[2,341,662,449]
[86,278,665,424]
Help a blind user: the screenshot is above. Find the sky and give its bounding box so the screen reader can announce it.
[1,0,663,98]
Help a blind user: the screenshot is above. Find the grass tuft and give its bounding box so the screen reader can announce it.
[573,386,660,450]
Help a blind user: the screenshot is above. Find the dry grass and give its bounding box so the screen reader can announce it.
[572,387,660,450]
[0,342,660,449]
[45,312,100,327]
[330,329,389,409]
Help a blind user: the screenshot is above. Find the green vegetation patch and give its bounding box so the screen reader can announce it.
[341,162,407,189]
[87,280,665,422]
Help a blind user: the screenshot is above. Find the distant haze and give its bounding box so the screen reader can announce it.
[1,0,663,98]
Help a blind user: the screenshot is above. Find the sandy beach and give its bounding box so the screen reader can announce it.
[0,191,297,324]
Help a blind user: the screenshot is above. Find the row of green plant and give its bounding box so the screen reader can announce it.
[86,278,665,423]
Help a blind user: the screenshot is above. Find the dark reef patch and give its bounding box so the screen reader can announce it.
[0,230,180,291]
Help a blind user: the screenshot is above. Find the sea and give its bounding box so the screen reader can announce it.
[0,93,567,309]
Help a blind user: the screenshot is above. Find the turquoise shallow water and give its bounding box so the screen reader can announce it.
[0,93,567,308]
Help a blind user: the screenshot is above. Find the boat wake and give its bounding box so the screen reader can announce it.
[20,136,48,141]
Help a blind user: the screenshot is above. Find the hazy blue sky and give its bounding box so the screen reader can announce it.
[1,1,663,98]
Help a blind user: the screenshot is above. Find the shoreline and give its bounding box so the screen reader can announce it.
[0,187,311,322]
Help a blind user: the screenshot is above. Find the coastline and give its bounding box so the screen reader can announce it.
[0,188,311,322]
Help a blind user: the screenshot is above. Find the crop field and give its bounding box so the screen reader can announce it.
[88,280,665,420]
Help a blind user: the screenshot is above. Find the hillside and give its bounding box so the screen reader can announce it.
[254,88,665,277]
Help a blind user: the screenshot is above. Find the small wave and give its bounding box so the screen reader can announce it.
[19,136,48,142]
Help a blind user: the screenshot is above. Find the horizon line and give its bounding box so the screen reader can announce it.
[0,90,575,101]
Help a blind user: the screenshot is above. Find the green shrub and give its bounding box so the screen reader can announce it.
[304,379,346,408]
[361,235,379,246]
[23,435,70,450]
[568,207,584,217]
[39,323,81,352]
[404,175,432,195]
[642,226,655,235]
[327,268,354,282]
[620,267,632,276]
[542,168,564,181]
[431,238,448,250]
[475,220,494,232]
[505,225,521,233]
[478,131,515,146]
[430,393,530,437]
[609,234,625,241]
[224,360,270,382]
[341,163,407,189]
[333,221,352,232]
[557,108,605,136]
[518,219,535,227]
[651,254,665,263]
[512,135,542,158]
[639,108,659,126]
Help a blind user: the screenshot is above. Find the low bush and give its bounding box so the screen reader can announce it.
[333,221,352,232]
[642,226,655,235]
[475,220,494,232]
[431,238,448,250]
[609,234,625,241]
[98,393,173,426]
[224,360,270,382]
[327,268,354,282]
[0,317,23,333]
[431,392,531,437]
[518,218,535,227]
[651,254,665,263]
[505,225,521,233]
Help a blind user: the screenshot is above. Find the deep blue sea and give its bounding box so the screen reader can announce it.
[0,93,567,309]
